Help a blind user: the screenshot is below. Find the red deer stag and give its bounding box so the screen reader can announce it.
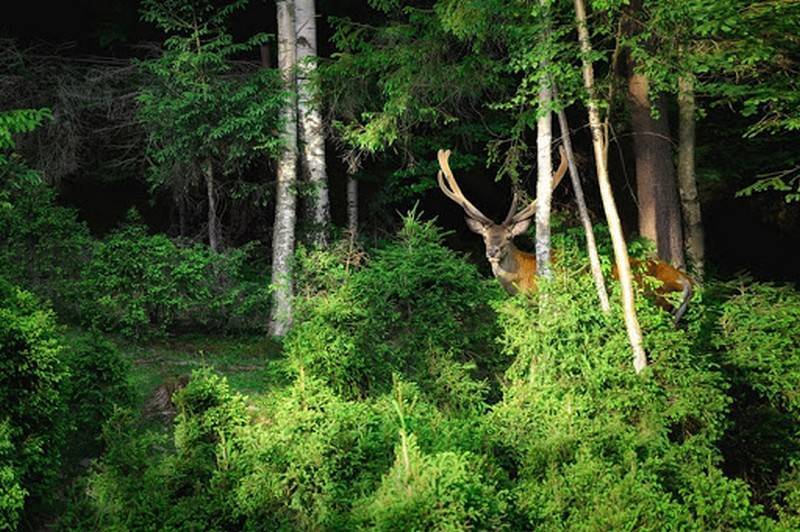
[436,147,693,324]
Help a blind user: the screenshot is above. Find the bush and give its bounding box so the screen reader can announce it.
[80,222,270,338]
[485,256,764,529]
[0,278,68,527]
[0,182,91,317]
[61,332,133,458]
[715,281,800,525]
[286,212,504,405]
[354,432,506,531]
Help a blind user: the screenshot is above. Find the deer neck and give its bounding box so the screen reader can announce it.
[490,243,524,294]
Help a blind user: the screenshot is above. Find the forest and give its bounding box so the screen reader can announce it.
[1,0,799,529]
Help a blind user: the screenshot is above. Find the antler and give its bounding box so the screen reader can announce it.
[503,145,569,225]
[437,149,493,225]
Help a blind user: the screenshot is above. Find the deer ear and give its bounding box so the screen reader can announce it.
[509,217,532,237]
[464,216,488,235]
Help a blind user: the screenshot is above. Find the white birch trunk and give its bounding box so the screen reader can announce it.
[575,0,647,373]
[535,84,554,279]
[269,0,299,337]
[555,102,610,312]
[678,73,704,281]
[203,159,220,253]
[295,0,330,247]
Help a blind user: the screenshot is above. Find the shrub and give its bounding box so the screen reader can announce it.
[0,278,68,527]
[354,432,506,530]
[61,332,133,458]
[486,257,764,529]
[714,281,800,525]
[286,212,504,406]
[0,182,91,317]
[80,222,270,338]
[716,282,800,416]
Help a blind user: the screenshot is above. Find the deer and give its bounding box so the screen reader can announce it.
[436,146,694,325]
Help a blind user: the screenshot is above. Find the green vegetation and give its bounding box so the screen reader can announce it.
[2,0,800,529]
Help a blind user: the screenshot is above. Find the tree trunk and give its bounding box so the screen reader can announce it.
[269,0,299,337]
[535,84,554,279]
[203,159,220,252]
[677,74,704,280]
[575,0,647,374]
[627,64,685,268]
[554,97,610,312]
[347,175,358,237]
[295,0,330,247]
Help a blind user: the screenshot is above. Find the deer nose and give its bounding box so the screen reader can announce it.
[487,247,500,259]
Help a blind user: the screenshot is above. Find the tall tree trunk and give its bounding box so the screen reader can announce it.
[269,0,299,337]
[347,175,358,237]
[627,71,685,267]
[575,0,647,373]
[203,159,220,252]
[535,84,554,278]
[295,0,330,247]
[554,95,610,312]
[677,73,704,280]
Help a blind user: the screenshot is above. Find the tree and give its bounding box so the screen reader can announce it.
[574,0,647,373]
[137,0,283,251]
[269,0,299,337]
[677,73,704,279]
[534,1,554,279]
[554,95,610,312]
[624,0,684,268]
[295,0,330,247]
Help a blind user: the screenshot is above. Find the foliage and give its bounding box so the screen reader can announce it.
[137,0,284,190]
[0,108,52,155]
[484,237,763,529]
[714,281,800,524]
[80,221,270,338]
[0,180,92,317]
[354,431,506,530]
[286,211,504,405]
[0,279,68,526]
[716,283,800,416]
[61,332,133,458]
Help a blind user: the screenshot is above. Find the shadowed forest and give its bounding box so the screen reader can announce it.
[2,0,800,530]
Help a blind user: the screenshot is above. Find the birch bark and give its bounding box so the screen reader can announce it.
[269,0,299,337]
[575,0,647,373]
[295,0,330,247]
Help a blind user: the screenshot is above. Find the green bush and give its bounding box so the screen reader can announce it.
[0,182,91,317]
[286,212,504,406]
[0,278,68,527]
[80,223,270,338]
[715,282,800,526]
[354,432,506,530]
[716,282,800,416]
[61,332,133,458]
[485,257,764,529]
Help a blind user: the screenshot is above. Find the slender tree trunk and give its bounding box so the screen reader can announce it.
[554,95,610,312]
[627,71,685,267]
[295,0,330,247]
[535,84,554,278]
[269,0,299,337]
[677,73,704,280]
[575,0,647,373]
[203,159,220,252]
[347,175,358,237]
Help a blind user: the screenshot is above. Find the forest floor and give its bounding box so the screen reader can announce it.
[66,328,288,408]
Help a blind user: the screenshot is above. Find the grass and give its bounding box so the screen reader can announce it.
[117,333,288,402]
[62,327,290,411]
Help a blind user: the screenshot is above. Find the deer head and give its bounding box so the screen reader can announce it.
[437,146,568,269]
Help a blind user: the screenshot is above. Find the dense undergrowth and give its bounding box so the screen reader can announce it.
[2,185,800,529]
